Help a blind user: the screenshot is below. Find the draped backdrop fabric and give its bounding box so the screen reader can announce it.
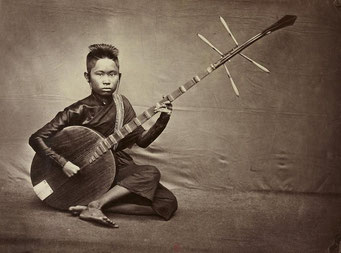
[0,0,340,195]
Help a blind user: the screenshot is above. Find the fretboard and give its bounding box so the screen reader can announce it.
[88,65,216,164]
[88,15,297,164]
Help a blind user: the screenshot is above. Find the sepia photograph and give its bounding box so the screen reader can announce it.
[0,0,340,252]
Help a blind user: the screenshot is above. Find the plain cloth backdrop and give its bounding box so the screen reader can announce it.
[0,0,340,195]
[0,1,341,252]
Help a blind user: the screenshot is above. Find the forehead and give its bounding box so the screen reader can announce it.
[91,58,118,72]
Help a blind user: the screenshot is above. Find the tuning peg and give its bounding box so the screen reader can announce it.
[197,34,240,97]
[220,16,270,73]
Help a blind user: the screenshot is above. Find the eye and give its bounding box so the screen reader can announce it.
[109,72,118,76]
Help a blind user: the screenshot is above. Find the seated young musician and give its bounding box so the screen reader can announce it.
[29,44,178,227]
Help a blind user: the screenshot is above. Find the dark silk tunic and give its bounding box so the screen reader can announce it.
[29,92,144,168]
[29,92,177,220]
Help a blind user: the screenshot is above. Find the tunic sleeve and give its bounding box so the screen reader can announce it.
[28,105,80,168]
[115,95,145,151]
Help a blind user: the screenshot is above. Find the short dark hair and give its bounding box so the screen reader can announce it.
[86,44,119,73]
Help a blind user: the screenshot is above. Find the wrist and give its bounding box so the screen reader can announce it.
[157,113,170,125]
[60,158,69,169]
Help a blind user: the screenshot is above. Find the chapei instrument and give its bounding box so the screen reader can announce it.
[31,15,297,210]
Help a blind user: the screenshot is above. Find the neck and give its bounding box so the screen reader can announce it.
[92,91,114,105]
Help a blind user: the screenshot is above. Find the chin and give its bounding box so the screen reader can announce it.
[93,90,113,96]
[100,91,114,96]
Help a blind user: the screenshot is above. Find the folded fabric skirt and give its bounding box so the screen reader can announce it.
[111,163,178,221]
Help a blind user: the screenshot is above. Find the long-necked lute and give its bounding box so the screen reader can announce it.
[31,15,297,210]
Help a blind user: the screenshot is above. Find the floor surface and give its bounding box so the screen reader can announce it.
[0,181,340,253]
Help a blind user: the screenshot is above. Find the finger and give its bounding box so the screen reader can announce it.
[73,167,80,174]
[158,109,172,115]
[165,103,173,110]
[162,95,173,103]
[154,104,167,112]
[156,108,171,113]
[156,104,166,109]
[161,101,172,106]
[159,102,172,110]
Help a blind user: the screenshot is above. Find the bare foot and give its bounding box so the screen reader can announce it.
[69,203,118,228]
[79,207,118,228]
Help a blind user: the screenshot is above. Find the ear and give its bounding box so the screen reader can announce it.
[84,72,90,83]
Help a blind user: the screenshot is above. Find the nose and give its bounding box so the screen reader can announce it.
[102,75,110,85]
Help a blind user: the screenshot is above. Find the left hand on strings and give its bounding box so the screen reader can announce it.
[154,101,173,116]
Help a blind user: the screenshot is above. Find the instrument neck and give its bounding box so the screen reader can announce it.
[89,15,297,163]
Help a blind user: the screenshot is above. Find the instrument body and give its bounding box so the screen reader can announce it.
[30,126,116,210]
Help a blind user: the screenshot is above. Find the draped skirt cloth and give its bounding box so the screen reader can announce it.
[110,162,178,221]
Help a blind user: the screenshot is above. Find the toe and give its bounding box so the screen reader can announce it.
[103,217,119,228]
[69,205,87,212]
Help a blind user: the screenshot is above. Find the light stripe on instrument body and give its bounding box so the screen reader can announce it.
[98,144,106,153]
[100,143,107,153]
[94,151,100,158]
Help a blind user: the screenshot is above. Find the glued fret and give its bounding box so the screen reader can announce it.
[133,117,142,126]
[192,75,201,83]
[144,110,152,119]
[96,147,103,155]
[179,85,187,93]
[103,139,111,149]
[124,124,133,133]
[116,130,124,139]
[99,143,107,153]
[207,64,215,73]
[109,135,117,144]
[166,94,175,102]
[94,151,100,158]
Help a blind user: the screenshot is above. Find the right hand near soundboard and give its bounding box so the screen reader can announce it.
[62,161,80,177]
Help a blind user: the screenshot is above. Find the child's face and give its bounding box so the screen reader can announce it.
[87,58,120,96]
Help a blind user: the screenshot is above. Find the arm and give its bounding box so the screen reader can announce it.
[136,101,172,148]
[115,97,172,150]
[29,106,81,177]
[136,112,170,148]
[29,109,70,168]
